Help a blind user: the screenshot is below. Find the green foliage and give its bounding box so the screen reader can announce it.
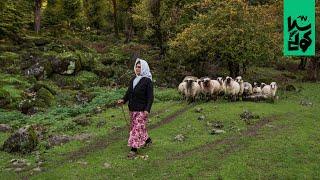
[83,0,112,29]
[0,73,31,109]
[50,74,84,90]
[0,52,20,73]
[43,0,86,29]
[76,51,96,70]
[105,45,131,64]
[0,52,19,62]
[35,87,55,107]
[0,0,33,39]
[76,71,99,87]
[0,88,12,108]
[167,0,280,77]
[0,109,26,124]
[132,0,213,44]
[33,81,59,95]
[43,0,64,26]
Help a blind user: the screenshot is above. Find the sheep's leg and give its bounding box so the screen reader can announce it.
[190,96,194,103]
[232,95,237,102]
[213,95,217,101]
[227,95,231,102]
[206,94,211,102]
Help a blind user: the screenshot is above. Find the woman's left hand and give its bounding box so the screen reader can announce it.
[144,111,149,117]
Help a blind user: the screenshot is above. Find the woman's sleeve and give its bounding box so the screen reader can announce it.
[145,79,154,113]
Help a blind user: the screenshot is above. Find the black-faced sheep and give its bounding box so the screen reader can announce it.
[200,77,212,101]
[243,82,253,96]
[179,76,201,102]
[210,79,222,101]
[224,76,240,101]
[178,81,187,100]
[262,82,278,100]
[235,76,244,97]
[217,77,225,96]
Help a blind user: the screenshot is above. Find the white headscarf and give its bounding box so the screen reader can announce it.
[133,58,152,89]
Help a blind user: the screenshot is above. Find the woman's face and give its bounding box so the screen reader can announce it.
[135,63,141,75]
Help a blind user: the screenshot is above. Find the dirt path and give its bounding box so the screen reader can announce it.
[167,113,287,161]
[65,102,194,160]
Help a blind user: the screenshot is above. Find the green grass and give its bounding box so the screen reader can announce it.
[0,83,320,179]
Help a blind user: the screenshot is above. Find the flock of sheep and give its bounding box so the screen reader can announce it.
[178,76,278,102]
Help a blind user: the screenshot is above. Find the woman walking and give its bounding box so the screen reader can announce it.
[117,58,154,158]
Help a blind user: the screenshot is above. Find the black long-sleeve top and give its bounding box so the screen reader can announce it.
[122,76,154,113]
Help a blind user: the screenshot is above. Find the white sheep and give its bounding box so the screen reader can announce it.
[224,76,240,101]
[178,81,187,100]
[183,76,198,82]
[199,77,212,100]
[235,76,242,82]
[253,82,262,94]
[243,82,253,96]
[217,77,225,96]
[196,78,204,99]
[184,79,201,102]
[210,79,222,101]
[235,77,244,96]
[235,76,253,98]
[262,82,278,100]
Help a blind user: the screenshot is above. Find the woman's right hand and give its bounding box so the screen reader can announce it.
[117,99,124,105]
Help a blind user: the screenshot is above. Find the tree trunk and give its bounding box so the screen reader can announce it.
[111,0,119,37]
[228,61,240,78]
[242,60,248,75]
[125,0,134,43]
[308,57,319,81]
[298,57,308,70]
[34,0,42,33]
[150,0,165,58]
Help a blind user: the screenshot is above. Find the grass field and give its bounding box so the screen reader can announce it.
[1,82,320,179]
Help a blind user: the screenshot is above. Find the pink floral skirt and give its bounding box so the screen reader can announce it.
[128,111,149,148]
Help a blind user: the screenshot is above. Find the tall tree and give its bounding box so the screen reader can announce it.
[150,0,164,57]
[298,57,308,70]
[34,0,42,33]
[111,0,119,37]
[168,0,279,78]
[124,0,134,43]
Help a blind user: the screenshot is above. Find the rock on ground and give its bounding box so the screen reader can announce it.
[48,135,71,147]
[2,126,38,153]
[0,124,12,132]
